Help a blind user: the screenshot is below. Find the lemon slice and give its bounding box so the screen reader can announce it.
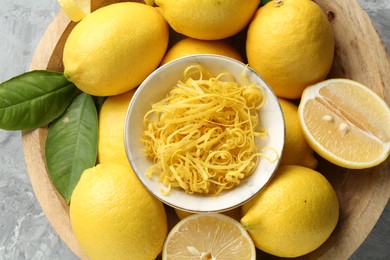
[163,213,256,259]
[298,78,390,169]
[57,0,90,22]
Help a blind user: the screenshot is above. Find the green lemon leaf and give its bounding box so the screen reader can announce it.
[0,70,77,130]
[45,93,98,204]
[93,96,106,111]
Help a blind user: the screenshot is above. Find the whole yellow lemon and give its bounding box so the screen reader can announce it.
[279,98,318,169]
[246,0,334,99]
[63,2,169,96]
[97,90,135,166]
[155,0,259,40]
[161,37,244,65]
[241,165,339,257]
[70,163,168,260]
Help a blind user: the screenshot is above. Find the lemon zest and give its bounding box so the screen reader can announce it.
[142,65,270,195]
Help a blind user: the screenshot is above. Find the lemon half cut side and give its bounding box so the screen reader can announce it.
[163,213,256,260]
[298,78,390,169]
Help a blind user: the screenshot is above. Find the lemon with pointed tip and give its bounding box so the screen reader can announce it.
[63,2,169,96]
[241,165,339,258]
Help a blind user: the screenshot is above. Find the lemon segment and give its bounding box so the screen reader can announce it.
[163,213,256,259]
[298,78,390,169]
[57,0,90,22]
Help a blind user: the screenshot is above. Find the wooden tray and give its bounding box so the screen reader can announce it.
[22,0,390,259]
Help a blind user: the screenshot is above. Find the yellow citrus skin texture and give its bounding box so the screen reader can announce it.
[97,90,135,166]
[161,37,243,65]
[246,0,335,99]
[70,164,168,260]
[278,98,318,168]
[63,2,169,96]
[241,165,339,258]
[155,0,259,40]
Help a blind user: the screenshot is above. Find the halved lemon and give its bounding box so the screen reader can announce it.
[298,78,390,169]
[162,213,256,259]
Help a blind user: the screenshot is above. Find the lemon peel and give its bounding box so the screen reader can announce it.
[142,65,270,195]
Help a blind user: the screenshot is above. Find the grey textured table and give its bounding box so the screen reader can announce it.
[0,0,389,259]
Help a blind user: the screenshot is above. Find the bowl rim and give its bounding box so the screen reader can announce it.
[124,54,285,213]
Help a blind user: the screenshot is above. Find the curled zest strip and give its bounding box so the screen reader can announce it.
[142,64,271,195]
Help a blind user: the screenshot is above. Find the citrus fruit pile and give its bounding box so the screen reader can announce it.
[0,0,389,259]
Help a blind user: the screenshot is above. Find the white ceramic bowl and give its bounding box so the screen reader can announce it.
[124,54,285,213]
